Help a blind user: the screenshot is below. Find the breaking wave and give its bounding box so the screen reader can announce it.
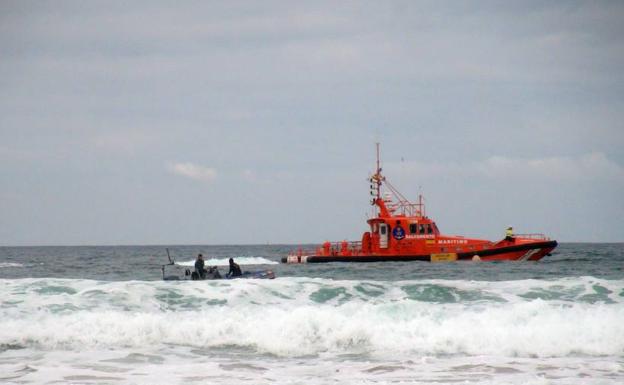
[0,262,24,268]
[1,277,623,358]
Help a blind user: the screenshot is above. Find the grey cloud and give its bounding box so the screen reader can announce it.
[1,1,623,244]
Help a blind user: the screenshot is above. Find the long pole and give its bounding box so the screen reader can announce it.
[375,142,381,200]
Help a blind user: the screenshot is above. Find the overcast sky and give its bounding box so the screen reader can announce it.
[1,1,623,245]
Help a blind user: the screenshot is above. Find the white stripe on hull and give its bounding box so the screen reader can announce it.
[519,248,539,261]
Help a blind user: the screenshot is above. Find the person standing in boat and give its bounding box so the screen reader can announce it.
[194,254,207,279]
[505,226,514,241]
[227,258,242,278]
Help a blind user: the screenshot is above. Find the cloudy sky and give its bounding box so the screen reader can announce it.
[1,1,623,245]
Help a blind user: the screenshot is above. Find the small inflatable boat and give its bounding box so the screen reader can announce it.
[160,250,275,281]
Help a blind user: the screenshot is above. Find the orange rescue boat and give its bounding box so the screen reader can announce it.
[283,144,557,263]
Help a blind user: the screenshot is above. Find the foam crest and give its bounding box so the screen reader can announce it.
[1,276,623,312]
[0,262,24,268]
[1,299,623,358]
[1,277,623,358]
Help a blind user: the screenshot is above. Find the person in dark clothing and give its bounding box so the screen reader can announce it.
[226,258,242,278]
[194,254,206,279]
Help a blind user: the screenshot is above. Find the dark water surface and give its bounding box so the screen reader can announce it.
[1,243,622,281]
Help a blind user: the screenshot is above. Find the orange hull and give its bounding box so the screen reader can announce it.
[283,238,557,263]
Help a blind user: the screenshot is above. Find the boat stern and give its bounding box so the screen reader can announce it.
[481,234,557,261]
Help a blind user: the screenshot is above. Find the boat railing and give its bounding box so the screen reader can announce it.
[383,180,425,217]
[290,247,314,257]
[323,241,363,256]
[290,240,364,257]
[514,233,549,240]
[386,202,423,217]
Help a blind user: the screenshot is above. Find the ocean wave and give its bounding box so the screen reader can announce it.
[1,298,622,358]
[0,262,24,268]
[1,277,623,358]
[1,276,623,310]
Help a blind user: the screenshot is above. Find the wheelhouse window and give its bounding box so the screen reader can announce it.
[426,224,433,234]
[419,224,426,234]
[409,223,417,234]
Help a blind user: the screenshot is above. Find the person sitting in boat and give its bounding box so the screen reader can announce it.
[194,254,207,279]
[505,226,514,241]
[226,258,242,278]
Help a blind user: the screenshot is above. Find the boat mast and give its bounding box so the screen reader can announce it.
[370,142,425,218]
[375,142,382,201]
[370,143,391,218]
[370,142,386,203]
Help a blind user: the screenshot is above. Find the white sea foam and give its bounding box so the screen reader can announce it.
[1,277,623,359]
[2,298,622,358]
[3,346,620,385]
[177,256,278,266]
[0,262,24,268]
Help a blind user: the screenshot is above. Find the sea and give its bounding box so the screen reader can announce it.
[0,243,623,385]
